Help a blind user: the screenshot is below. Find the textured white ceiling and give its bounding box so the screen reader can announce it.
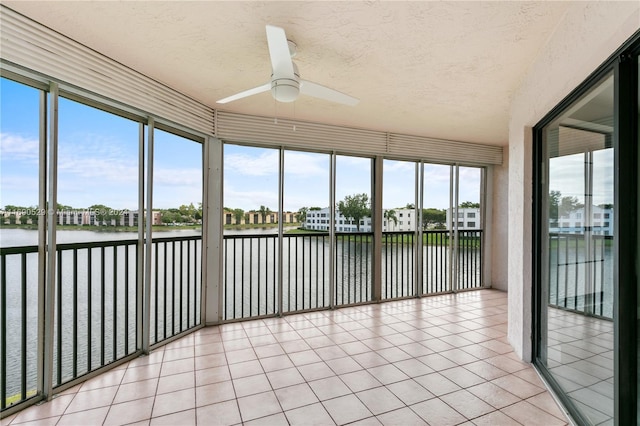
[5,1,571,146]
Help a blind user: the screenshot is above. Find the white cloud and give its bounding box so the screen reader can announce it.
[284,151,329,177]
[225,150,279,177]
[224,186,278,211]
[0,133,39,162]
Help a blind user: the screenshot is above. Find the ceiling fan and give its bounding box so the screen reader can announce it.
[217,25,359,106]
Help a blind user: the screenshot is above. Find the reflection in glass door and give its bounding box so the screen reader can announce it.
[539,73,615,425]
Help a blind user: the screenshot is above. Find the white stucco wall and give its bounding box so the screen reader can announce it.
[507,2,640,361]
[491,150,509,292]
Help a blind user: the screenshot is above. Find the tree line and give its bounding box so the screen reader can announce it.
[1,202,203,226]
[276,194,480,231]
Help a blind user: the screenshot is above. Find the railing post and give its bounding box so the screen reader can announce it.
[329,153,336,308]
[142,117,154,354]
[43,82,58,400]
[36,87,47,402]
[372,156,383,302]
[416,162,423,297]
[277,148,284,316]
[136,122,145,351]
[481,166,491,288]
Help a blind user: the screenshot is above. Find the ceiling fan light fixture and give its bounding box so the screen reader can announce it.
[271,78,300,102]
[216,24,358,106]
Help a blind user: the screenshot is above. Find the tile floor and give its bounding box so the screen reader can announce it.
[3,289,570,425]
[545,307,613,425]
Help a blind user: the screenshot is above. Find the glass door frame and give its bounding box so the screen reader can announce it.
[532,32,640,425]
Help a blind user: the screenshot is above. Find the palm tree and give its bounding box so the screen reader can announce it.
[384,209,398,229]
[258,205,272,224]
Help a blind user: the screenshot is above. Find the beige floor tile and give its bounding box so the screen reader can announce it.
[266,367,305,389]
[156,371,194,395]
[376,407,425,425]
[259,354,294,373]
[65,385,118,413]
[195,365,231,387]
[440,389,495,419]
[12,394,75,423]
[196,400,241,425]
[501,400,567,426]
[413,372,461,396]
[150,408,195,426]
[411,397,467,426]
[297,361,335,382]
[244,412,289,425]
[322,394,373,425]
[466,381,521,409]
[195,380,236,407]
[161,358,194,376]
[193,353,226,371]
[152,388,195,418]
[237,391,282,422]
[366,364,409,385]
[491,375,545,399]
[326,356,363,375]
[285,402,336,425]
[340,370,382,393]
[103,396,154,426]
[113,378,158,404]
[462,360,508,381]
[56,406,110,426]
[121,364,162,384]
[471,410,521,425]
[308,376,351,401]
[274,383,319,411]
[232,374,272,397]
[386,378,434,405]
[526,392,568,420]
[356,387,404,415]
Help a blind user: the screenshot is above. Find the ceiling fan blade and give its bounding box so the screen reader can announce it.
[216,83,270,104]
[300,80,359,106]
[266,25,294,76]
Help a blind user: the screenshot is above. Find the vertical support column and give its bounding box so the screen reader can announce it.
[415,162,423,297]
[37,89,48,398]
[453,165,460,292]
[204,137,223,324]
[372,156,383,302]
[329,153,336,308]
[43,82,58,400]
[482,166,493,288]
[447,165,455,293]
[277,148,285,316]
[142,117,154,353]
[136,123,145,349]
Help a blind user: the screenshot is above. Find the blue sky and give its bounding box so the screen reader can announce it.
[2,77,481,213]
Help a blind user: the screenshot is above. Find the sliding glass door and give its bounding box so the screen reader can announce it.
[534,34,640,425]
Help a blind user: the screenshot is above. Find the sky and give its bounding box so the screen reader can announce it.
[549,150,613,206]
[2,77,482,213]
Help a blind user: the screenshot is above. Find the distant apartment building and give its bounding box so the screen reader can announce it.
[304,207,482,232]
[55,209,161,226]
[549,205,613,236]
[445,208,482,230]
[223,210,297,225]
[304,207,416,232]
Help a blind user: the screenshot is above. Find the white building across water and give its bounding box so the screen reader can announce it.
[305,207,481,232]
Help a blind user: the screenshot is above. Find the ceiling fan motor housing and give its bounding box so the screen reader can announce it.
[271,61,300,102]
[271,77,300,102]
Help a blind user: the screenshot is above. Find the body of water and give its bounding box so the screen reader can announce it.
[1,227,481,404]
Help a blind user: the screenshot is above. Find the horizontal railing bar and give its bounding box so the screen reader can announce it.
[0,246,39,255]
[1,235,203,254]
